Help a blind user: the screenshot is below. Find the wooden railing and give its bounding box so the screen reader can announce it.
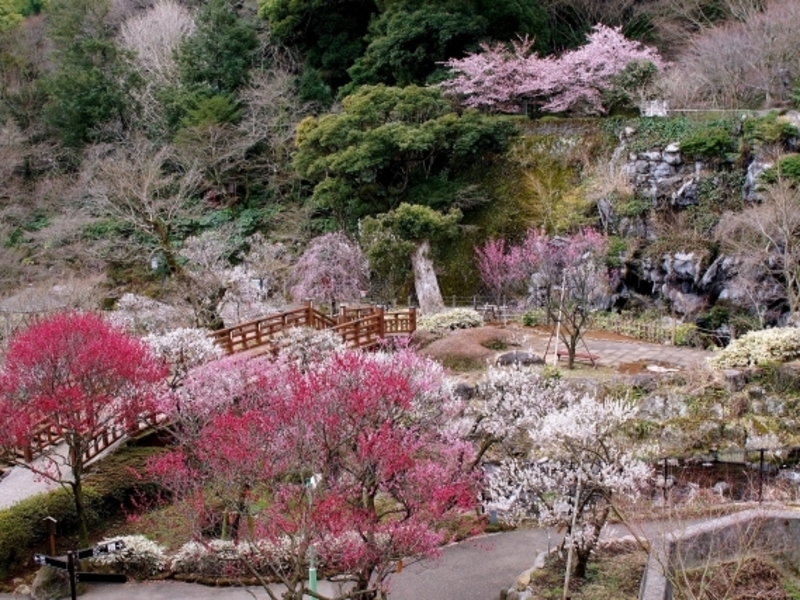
[14,412,163,467]
[211,301,416,356]
[21,421,64,463]
[80,413,162,465]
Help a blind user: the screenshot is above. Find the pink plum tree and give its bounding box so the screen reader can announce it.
[290,232,369,305]
[149,347,480,599]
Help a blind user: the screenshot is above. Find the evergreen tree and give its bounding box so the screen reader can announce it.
[178,0,258,98]
[42,0,140,147]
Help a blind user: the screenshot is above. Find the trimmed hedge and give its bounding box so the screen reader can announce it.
[0,446,166,580]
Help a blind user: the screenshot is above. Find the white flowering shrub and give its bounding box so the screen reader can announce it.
[89,535,168,579]
[143,327,224,388]
[469,366,570,456]
[486,391,651,578]
[110,293,193,334]
[273,326,345,368]
[417,308,483,332]
[170,538,298,578]
[708,327,800,369]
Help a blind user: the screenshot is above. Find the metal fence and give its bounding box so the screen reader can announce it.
[653,447,800,504]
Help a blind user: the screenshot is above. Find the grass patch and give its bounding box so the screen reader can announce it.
[530,542,647,600]
[480,337,508,351]
[439,355,489,372]
[674,557,798,600]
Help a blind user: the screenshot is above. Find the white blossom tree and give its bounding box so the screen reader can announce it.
[485,385,651,579]
[119,0,195,132]
[142,327,224,390]
[466,366,568,465]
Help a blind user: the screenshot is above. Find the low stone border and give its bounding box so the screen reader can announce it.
[639,508,800,600]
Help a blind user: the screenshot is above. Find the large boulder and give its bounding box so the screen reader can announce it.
[31,566,72,600]
[496,351,544,367]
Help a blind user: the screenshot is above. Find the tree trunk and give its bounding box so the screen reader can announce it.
[71,477,89,547]
[411,240,444,314]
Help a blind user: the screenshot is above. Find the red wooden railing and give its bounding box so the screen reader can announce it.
[211,301,416,355]
[14,412,163,467]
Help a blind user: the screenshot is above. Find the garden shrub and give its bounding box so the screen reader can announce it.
[761,154,800,186]
[521,311,544,327]
[171,539,296,579]
[708,327,800,369]
[417,308,483,332]
[742,112,799,147]
[679,126,735,160]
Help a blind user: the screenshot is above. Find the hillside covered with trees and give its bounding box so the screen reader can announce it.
[1,0,800,335]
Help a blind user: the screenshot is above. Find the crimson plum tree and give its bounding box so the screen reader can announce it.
[0,311,166,542]
[150,347,480,600]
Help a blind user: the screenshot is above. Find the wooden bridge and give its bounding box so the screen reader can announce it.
[209,301,417,355]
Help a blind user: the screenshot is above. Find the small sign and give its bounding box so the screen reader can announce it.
[33,554,68,570]
[76,540,126,560]
[76,572,127,584]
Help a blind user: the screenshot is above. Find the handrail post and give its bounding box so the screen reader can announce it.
[408,306,416,333]
[376,306,385,339]
[305,299,313,327]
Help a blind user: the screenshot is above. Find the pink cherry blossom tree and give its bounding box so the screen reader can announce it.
[0,312,166,543]
[475,228,608,367]
[149,347,480,599]
[523,228,609,368]
[474,237,527,304]
[441,24,665,114]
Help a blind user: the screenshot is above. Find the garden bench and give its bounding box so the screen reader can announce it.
[556,349,599,365]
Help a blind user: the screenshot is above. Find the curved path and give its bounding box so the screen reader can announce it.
[0,528,560,600]
[569,331,713,370]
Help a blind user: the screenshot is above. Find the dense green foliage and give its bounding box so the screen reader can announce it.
[295,84,517,229]
[346,0,549,90]
[261,0,551,98]
[259,0,375,98]
[178,0,258,99]
[41,0,141,147]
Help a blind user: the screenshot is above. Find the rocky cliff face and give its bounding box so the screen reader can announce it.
[600,114,799,325]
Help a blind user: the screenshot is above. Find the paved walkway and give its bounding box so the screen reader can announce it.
[0,528,562,600]
[0,443,72,511]
[0,521,682,600]
[528,330,713,371]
